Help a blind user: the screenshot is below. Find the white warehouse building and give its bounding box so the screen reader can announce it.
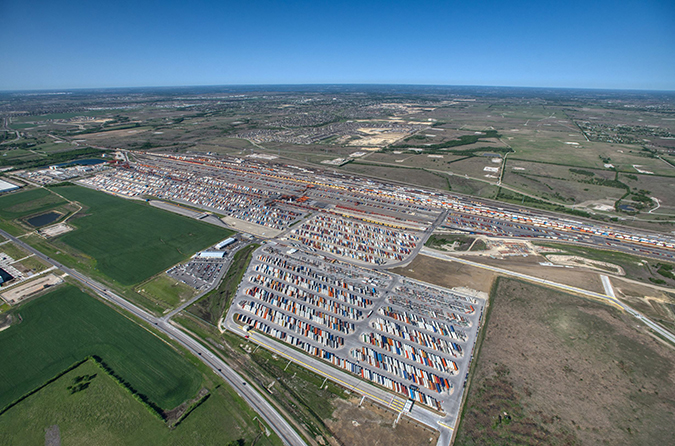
[215,237,236,250]
[0,179,20,194]
[197,251,226,259]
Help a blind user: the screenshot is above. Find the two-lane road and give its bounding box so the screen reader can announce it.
[0,228,306,446]
[421,247,675,345]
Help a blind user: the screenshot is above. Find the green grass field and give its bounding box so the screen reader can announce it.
[0,285,202,411]
[0,359,279,446]
[0,241,29,260]
[54,186,232,285]
[0,188,66,220]
[136,274,196,308]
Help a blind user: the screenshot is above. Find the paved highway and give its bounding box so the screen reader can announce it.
[0,228,306,446]
[420,247,675,345]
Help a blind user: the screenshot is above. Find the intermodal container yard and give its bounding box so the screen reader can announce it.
[288,214,421,264]
[370,317,465,357]
[227,244,485,414]
[80,153,674,259]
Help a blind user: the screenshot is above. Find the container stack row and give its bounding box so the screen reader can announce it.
[238,300,345,349]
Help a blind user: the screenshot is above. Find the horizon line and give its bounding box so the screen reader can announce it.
[2,82,675,94]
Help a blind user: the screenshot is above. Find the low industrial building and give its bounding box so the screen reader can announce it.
[197,250,226,259]
[215,237,236,249]
[0,179,20,194]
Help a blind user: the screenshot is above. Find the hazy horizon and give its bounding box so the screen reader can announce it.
[3,83,675,94]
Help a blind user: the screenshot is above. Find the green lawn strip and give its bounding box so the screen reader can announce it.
[0,285,202,411]
[0,359,281,446]
[136,274,196,309]
[51,186,232,286]
[188,243,259,324]
[0,219,25,236]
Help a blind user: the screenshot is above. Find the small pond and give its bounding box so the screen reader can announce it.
[26,211,62,227]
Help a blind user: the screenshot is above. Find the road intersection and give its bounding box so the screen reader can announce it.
[420,247,675,345]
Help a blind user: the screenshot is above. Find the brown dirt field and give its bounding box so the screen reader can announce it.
[326,397,438,446]
[391,254,495,293]
[455,277,675,446]
[469,255,607,294]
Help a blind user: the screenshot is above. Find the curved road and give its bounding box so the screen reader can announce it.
[0,228,306,446]
[420,247,675,345]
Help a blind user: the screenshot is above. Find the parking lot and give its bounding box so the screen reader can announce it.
[167,259,225,290]
[227,243,484,413]
[166,238,243,290]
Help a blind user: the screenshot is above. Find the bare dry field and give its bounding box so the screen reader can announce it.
[445,174,500,199]
[545,255,624,275]
[349,132,409,147]
[326,397,438,446]
[1,273,62,305]
[469,256,607,294]
[391,254,495,293]
[455,277,675,446]
[362,153,467,170]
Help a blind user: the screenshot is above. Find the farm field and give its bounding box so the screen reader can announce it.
[0,285,202,411]
[455,278,675,446]
[0,142,105,169]
[0,359,280,446]
[53,186,232,285]
[0,240,30,260]
[0,188,66,221]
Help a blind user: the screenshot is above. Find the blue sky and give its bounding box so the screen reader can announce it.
[2,0,674,90]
